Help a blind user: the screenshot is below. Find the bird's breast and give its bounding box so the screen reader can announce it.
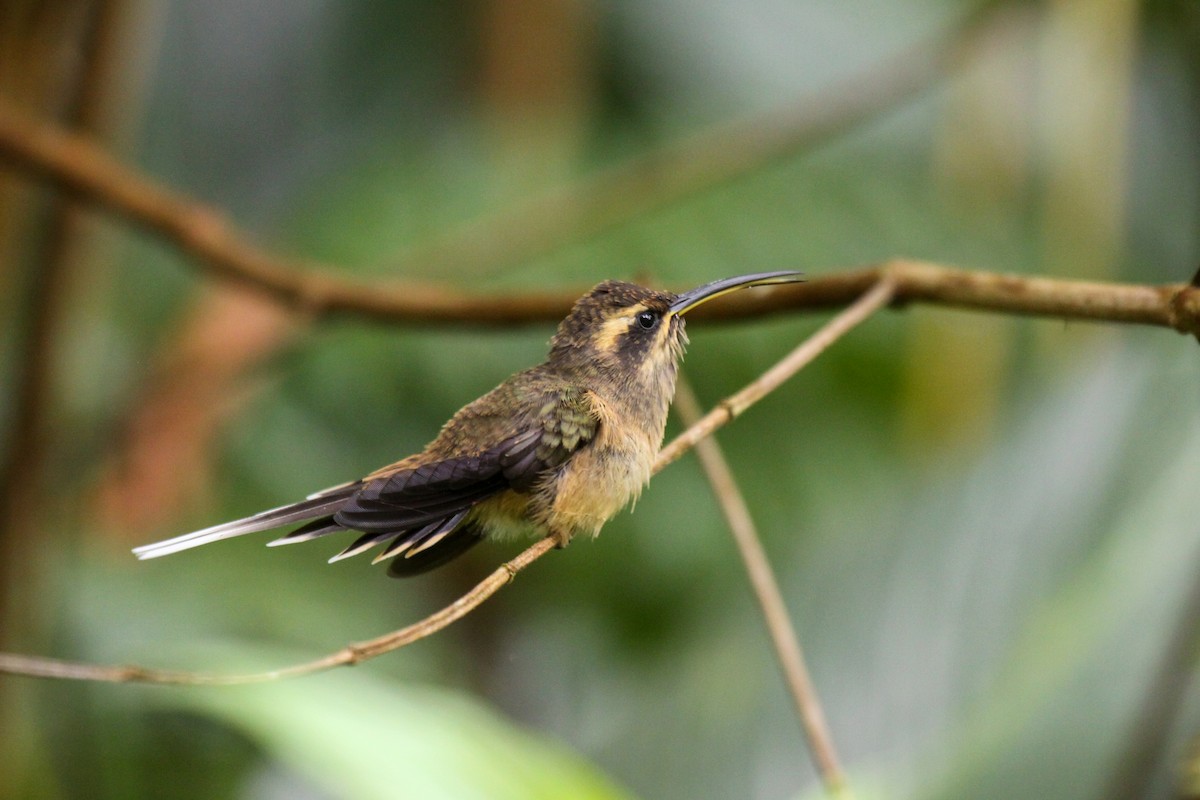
[541,388,666,539]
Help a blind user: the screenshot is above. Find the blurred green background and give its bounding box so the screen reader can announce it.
[1,1,1198,798]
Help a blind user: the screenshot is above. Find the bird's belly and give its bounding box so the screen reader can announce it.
[544,428,656,540]
[467,491,536,542]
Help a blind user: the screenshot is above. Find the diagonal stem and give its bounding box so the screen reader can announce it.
[0,538,557,685]
[674,376,853,799]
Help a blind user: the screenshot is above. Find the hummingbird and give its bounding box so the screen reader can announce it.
[133,271,802,578]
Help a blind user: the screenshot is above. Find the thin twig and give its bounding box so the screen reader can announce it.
[674,377,853,800]
[0,280,893,685]
[390,9,976,282]
[0,538,556,685]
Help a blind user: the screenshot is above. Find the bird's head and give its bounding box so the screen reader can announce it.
[547,271,803,382]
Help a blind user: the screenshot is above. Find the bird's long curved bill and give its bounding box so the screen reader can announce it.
[668,270,804,315]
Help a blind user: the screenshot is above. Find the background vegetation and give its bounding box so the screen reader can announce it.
[1,1,1198,798]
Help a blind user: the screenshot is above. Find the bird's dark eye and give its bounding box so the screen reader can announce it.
[635,310,659,330]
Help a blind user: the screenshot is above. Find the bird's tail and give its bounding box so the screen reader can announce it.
[131,483,359,560]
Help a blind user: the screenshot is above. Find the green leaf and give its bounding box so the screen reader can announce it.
[155,646,635,800]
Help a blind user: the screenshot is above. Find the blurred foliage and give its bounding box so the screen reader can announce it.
[160,647,633,800]
[2,1,1199,799]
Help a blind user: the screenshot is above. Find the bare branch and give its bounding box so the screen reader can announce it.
[0,538,556,684]
[1,107,1197,331]
[0,11,966,320]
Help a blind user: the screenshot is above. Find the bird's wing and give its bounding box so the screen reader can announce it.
[332,431,535,533]
[132,386,600,575]
[338,385,598,529]
[335,385,600,574]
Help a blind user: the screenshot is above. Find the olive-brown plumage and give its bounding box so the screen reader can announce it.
[133,271,801,577]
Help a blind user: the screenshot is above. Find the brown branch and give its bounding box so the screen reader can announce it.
[0,5,1194,336]
[674,378,853,800]
[0,280,892,685]
[696,259,1197,334]
[0,11,968,321]
[701,260,1199,342]
[1,109,1198,332]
